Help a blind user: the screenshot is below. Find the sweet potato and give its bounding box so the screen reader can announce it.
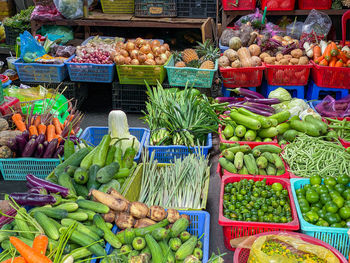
[290,58,299,65]
[259,52,270,60]
[134,218,156,228]
[298,56,309,65]
[276,53,284,62]
[115,212,135,229]
[264,56,276,64]
[130,202,149,219]
[279,59,289,65]
[291,49,303,59]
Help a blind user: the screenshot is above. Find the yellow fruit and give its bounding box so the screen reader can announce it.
[200,60,214,69]
[175,61,186,67]
[182,49,199,63]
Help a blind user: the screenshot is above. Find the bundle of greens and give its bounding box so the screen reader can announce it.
[143,82,220,147]
[3,6,34,31]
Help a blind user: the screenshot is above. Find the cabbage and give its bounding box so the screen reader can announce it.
[268,88,292,102]
[272,98,309,117]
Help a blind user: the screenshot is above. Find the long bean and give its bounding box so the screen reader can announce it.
[282,134,350,178]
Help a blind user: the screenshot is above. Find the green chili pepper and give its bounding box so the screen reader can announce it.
[93,134,111,167]
[105,146,117,166]
[64,139,75,160]
[123,138,136,169]
[113,147,124,168]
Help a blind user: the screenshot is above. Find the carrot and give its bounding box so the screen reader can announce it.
[46,125,55,142]
[37,124,47,135]
[55,134,62,144]
[1,257,26,263]
[337,50,349,63]
[314,55,324,64]
[52,118,62,135]
[68,115,74,122]
[12,113,26,132]
[329,57,337,67]
[60,123,64,131]
[63,120,68,128]
[313,45,322,60]
[32,235,48,256]
[330,42,339,57]
[29,125,38,137]
[319,59,328,66]
[34,116,41,128]
[323,44,332,61]
[9,237,52,263]
[335,60,344,67]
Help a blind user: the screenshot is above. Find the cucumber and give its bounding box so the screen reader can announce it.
[270,118,278,127]
[226,144,251,154]
[134,219,169,237]
[258,168,267,175]
[170,217,189,238]
[145,234,163,263]
[261,152,275,163]
[266,164,276,175]
[68,228,106,256]
[93,214,122,249]
[98,179,121,193]
[272,153,284,170]
[58,172,77,197]
[55,202,79,212]
[114,168,130,179]
[283,129,298,142]
[290,120,321,137]
[15,208,34,240]
[34,211,59,240]
[63,247,92,261]
[223,125,234,138]
[289,115,300,122]
[72,181,89,198]
[96,162,120,184]
[222,150,235,162]
[256,156,268,169]
[40,208,68,220]
[230,110,262,130]
[219,157,237,174]
[248,153,259,175]
[244,130,256,141]
[175,236,197,260]
[76,208,96,221]
[258,127,278,138]
[87,164,101,190]
[268,111,290,124]
[61,218,101,241]
[243,154,257,175]
[76,199,110,214]
[235,125,246,137]
[305,115,328,134]
[252,145,282,155]
[54,148,90,177]
[65,165,78,177]
[238,166,248,175]
[237,107,272,128]
[234,152,244,170]
[151,227,169,241]
[67,212,88,221]
[276,123,290,135]
[47,217,62,230]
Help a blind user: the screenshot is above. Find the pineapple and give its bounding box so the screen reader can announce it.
[0,146,12,158]
[196,40,220,62]
[200,60,215,69]
[186,59,201,68]
[182,49,199,63]
[175,61,186,67]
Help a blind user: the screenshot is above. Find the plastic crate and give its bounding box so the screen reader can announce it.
[101,0,134,14]
[261,0,295,10]
[111,82,147,113]
[165,56,217,88]
[311,61,350,89]
[65,56,115,83]
[116,56,170,85]
[291,178,350,259]
[219,42,229,54]
[122,163,210,210]
[13,58,69,83]
[219,175,299,251]
[177,0,216,18]
[4,26,22,46]
[264,63,312,86]
[135,0,177,17]
[233,231,348,263]
[145,133,212,163]
[222,0,256,10]
[79,126,149,163]
[103,211,210,262]
[0,158,60,181]
[298,0,331,9]
[220,65,264,88]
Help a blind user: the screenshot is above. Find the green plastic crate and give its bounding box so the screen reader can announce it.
[122,163,210,210]
[116,56,171,85]
[165,56,218,88]
[101,0,134,14]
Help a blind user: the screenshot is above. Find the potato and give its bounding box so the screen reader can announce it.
[283,35,292,41]
[279,59,289,65]
[148,206,167,221]
[282,40,289,46]
[272,35,283,42]
[231,60,242,68]
[259,52,270,60]
[290,58,299,65]
[283,55,292,61]
[116,212,135,229]
[108,189,130,205]
[251,56,262,67]
[167,209,180,223]
[298,56,309,65]
[264,56,276,64]
[134,218,156,228]
[218,56,230,67]
[291,49,303,59]
[103,210,116,223]
[248,44,261,56]
[224,49,238,62]
[130,202,149,219]
[276,53,284,62]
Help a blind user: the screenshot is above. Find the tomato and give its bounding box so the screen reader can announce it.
[339,206,350,219]
[324,177,337,187]
[334,184,346,194]
[333,195,345,208]
[342,189,350,201]
[324,212,341,224]
[336,174,350,185]
[272,183,283,192]
[325,201,339,213]
[306,190,319,204]
[310,175,322,186]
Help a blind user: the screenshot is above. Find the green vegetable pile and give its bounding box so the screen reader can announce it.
[3,6,34,31]
[296,174,350,228]
[105,217,204,263]
[223,179,293,223]
[282,134,350,178]
[219,144,286,176]
[325,118,350,142]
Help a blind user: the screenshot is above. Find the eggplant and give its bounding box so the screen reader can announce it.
[9,192,56,206]
[26,174,69,197]
[53,145,64,158]
[244,102,275,113]
[28,187,48,195]
[35,134,46,145]
[43,141,49,149]
[245,97,280,105]
[0,208,17,228]
[26,181,36,189]
[22,130,29,142]
[21,139,38,157]
[241,105,272,116]
[232,88,264,99]
[30,135,37,140]
[16,134,28,156]
[7,138,18,152]
[43,139,58,158]
[34,144,45,158]
[69,136,80,145]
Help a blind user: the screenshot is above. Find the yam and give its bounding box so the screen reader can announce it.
[279,59,289,65]
[264,56,276,64]
[231,60,242,68]
[115,212,135,229]
[224,49,239,62]
[298,56,309,65]
[248,44,261,56]
[91,189,128,212]
[108,188,130,205]
[251,56,262,67]
[259,52,270,61]
[130,202,149,219]
[290,58,299,65]
[134,218,156,228]
[276,53,284,62]
[291,49,303,59]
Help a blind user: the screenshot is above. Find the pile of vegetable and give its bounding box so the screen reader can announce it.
[312,41,350,67]
[324,118,350,142]
[219,144,286,176]
[144,83,220,147]
[223,178,293,223]
[139,153,209,209]
[3,6,34,32]
[71,36,124,64]
[315,95,350,118]
[219,45,262,69]
[113,38,171,66]
[295,174,350,228]
[282,134,350,178]
[260,48,309,66]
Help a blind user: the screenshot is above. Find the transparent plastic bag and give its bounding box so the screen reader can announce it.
[286,21,303,39]
[38,25,74,44]
[20,31,46,62]
[30,4,64,21]
[235,8,264,27]
[300,9,332,43]
[53,0,93,19]
[315,95,350,117]
[261,22,284,37]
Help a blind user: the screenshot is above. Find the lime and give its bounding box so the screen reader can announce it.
[310,175,322,186]
[306,190,319,204]
[336,174,350,185]
[272,183,283,192]
[339,207,350,220]
[325,201,339,213]
[324,177,337,187]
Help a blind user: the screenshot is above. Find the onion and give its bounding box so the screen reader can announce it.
[120,49,129,57]
[160,46,167,54]
[126,42,135,52]
[130,50,139,59]
[153,46,161,56]
[165,51,171,58]
[151,40,161,47]
[131,59,140,65]
[140,44,151,54]
[114,55,125,65]
[147,53,154,60]
[155,57,163,65]
[135,37,143,47]
[138,53,147,63]
[124,56,132,64]
[160,53,168,62]
[144,59,156,65]
[163,43,170,51]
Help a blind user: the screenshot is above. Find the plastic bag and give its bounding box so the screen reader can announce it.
[300,9,332,43]
[50,44,76,57]
[20,31,46,62]
[30,4,64,21]
[246,234,340,263]
[53,0,93,19]
[286,21,303,39]
[235,8,264,28]
[38,25,74,44]
[315,95,350,117]
[261,22,284,37]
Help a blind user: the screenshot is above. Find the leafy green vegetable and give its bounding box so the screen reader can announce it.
[3,6,34,32]
[268,87,292,102]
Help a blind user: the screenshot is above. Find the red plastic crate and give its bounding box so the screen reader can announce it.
[220,65,264,88]
[222,0,256,10]
[311,61,350,89]
[264,63,312,86]
[298,0,331,9]
[233,231,348,263]
[219,175,300,251]
[261,0,295,10]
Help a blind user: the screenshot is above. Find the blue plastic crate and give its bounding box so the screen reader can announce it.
[219,42,229,54]
[308,100,321,113]
[290,178,350,259]
[145,133,212,163]
[13,58,69,83]
[65,56,115,83]
[0,158,60,181]
[79,126,149,163]
[100,210,210,262]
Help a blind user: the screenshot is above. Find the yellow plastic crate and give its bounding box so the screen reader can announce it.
[101,0,134,14]
[121,163,210,210]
